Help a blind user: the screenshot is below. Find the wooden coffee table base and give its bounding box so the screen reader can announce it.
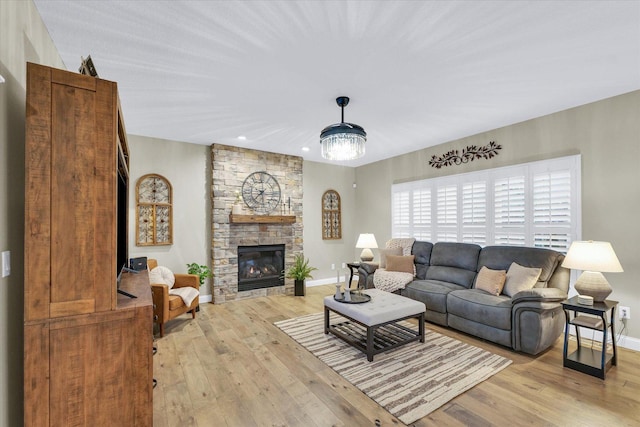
[324,306,425,362]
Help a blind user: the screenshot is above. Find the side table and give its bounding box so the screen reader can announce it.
[346,262,361,289]
[562,296,618,379]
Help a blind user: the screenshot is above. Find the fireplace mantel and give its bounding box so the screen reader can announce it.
[229,214,296,224]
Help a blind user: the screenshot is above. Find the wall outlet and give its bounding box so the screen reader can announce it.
[331,263,335,270]
[619,306,631,320]
[341,262,346,269]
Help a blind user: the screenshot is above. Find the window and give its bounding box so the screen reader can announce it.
[136,174,173,246]
[391,155,581,251]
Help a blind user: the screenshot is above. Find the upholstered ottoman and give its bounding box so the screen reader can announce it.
[324,289,426,361]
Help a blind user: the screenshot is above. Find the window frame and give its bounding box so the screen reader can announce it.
[391,155,581,252]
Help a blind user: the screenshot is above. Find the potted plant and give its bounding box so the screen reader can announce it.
[186,262,213,286]
[284,254,317,296]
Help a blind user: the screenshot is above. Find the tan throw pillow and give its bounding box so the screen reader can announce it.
[475,266,507,296]
[385,255,415,274]
[379,247,403,268]
[503,262,542,297]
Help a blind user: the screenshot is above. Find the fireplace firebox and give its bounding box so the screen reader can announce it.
[238,244,285,292]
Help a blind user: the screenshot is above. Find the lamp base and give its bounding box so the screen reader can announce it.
[359,248,374,262]
[574,271,612,302]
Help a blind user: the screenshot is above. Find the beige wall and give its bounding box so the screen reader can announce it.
[127,135,212,295]
[355,90,640,343]
[0,1,65,425]
[302,161,358,283]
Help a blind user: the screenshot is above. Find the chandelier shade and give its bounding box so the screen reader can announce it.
[320,96,366,161]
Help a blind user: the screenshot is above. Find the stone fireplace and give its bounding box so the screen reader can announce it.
[211,144,303,303]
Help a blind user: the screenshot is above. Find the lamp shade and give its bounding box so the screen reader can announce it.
[562,240,623,303]
[355,233,378,262]
[356,233,378,249]
[562,241,623,272]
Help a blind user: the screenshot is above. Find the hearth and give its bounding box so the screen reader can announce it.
[238,244,285,292]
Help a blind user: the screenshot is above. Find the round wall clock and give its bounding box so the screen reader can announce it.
[241,171,281,214]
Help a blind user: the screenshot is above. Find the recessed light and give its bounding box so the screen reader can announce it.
[237,135,247,141]
[0,74,5,84]
[301,147,310,152]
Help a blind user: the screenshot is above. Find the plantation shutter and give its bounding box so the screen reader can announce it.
[390,155,580,252]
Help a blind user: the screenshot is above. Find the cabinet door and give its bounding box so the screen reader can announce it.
[25,63,116,320]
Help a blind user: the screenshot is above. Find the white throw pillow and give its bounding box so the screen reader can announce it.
[149,265,175,289]
[503,262,541,297]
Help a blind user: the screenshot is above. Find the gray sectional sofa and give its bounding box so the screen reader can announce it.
[358,241,570,355]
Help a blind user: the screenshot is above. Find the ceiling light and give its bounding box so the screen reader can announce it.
[237,135,247,141]
[301,147,310,152]
[320,96,366,161]
[0,74,5,84]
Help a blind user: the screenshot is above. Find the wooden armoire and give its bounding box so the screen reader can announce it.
[24,62,153,426]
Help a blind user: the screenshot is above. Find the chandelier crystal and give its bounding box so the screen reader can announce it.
[320,96,366,161]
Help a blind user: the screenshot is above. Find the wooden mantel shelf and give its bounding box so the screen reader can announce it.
[229,214,296,224]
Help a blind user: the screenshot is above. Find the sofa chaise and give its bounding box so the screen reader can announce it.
[358,241,570,355]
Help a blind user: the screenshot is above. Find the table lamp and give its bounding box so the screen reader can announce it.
[562,240,623,303]
[356,233,378,262]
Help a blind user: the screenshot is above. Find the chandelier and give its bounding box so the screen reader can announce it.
[320,96,366,161]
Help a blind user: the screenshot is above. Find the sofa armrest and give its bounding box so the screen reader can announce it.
[511,287,567,305]
[173,273,200,290]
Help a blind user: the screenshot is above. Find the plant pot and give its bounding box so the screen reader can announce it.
[294,279,305,296]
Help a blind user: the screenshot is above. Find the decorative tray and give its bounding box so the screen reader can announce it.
[333,292,371,304]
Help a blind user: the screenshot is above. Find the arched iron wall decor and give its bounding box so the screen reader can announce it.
[136,173,173,246]
[429,141,502,169]
[322,189,342,240]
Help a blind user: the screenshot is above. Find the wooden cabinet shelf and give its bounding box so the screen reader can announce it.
[229,214,296,224]
[25,63,152,426]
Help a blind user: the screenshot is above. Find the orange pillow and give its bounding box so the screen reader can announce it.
[385,255,415,274]
[475,266,507,296]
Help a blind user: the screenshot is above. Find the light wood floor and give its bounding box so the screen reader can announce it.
[152,285,640,426]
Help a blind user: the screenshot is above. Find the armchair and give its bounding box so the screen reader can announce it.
[148,259,200,337]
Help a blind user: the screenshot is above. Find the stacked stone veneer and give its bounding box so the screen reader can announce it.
[211,144,303,303]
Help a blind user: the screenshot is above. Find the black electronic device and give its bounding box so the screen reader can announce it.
[117,263,138,299]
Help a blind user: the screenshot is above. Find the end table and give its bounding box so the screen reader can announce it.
[562,296,618,379]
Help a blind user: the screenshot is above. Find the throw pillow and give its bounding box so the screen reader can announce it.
[385,255,415,274]
[379,247,403,268]
[503,262,542,297]
[149,265,176,289]
[475,266,507,296]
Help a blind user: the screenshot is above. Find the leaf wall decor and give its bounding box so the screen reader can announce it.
[429,141,502,169]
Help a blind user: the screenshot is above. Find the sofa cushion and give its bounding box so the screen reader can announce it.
[379,247,403,268]
[475,266,507,296]
[447,289,513,330]
[403,279,465,314]
[478,245,561,286]
[424,242,480,288]
[386,255,415,274]
[430,242,481,271]
[503,262,542,297]
[425,266,477,289]
[168,294,185,310]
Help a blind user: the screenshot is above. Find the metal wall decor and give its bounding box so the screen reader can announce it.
[322,189,342,240]
[136,173,173,246]
[429,141,502,169]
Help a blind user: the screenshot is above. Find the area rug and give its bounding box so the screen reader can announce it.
[275,312,512,425]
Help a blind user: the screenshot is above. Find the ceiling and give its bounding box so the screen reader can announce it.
[33,1,640,167]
